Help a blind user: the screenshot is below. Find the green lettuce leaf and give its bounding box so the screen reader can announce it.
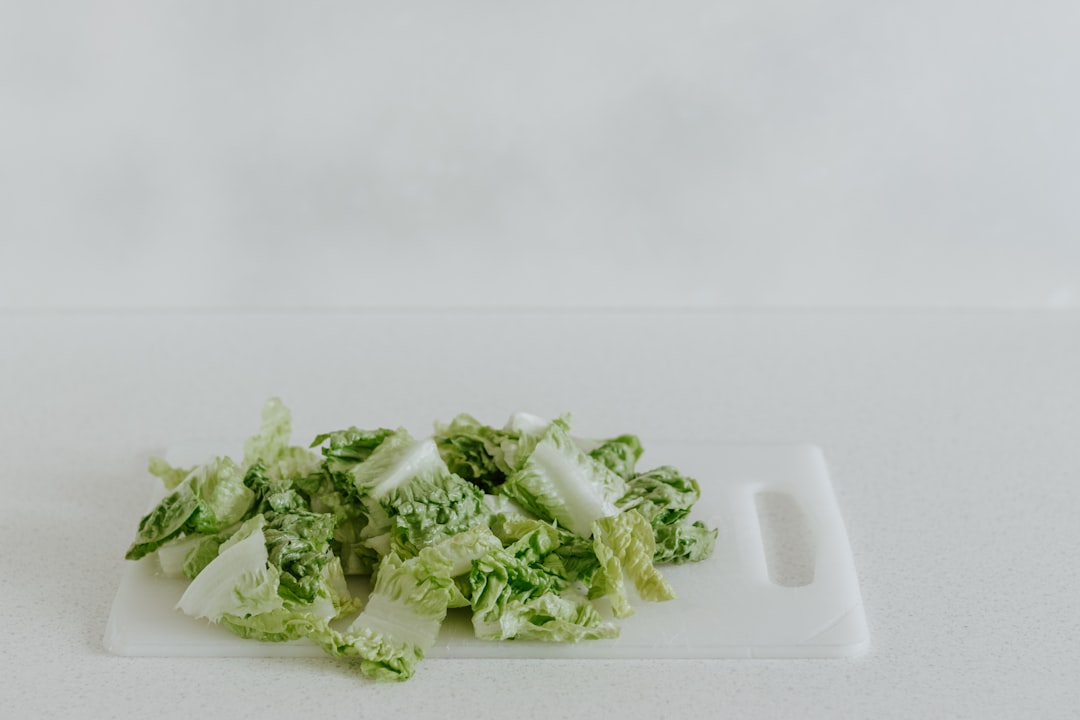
[469,524,618,642]
[311,426,397,476]
[242,397,293,467]
[591,511,676,619]
[618,466,717,564]
[496,411,552,471]
[432,413,515,491]
[348,430,490,559]
[331,525,503,681]
[653,519,719,565]
[292,468,374,575]
[175,516,283,620]
[127,398,320,561]
[498,418,627,538]
[588,434,644,480]
[176,511,359,645]
[618,465,700,526]
[147,456,193,491]
[125,456,255,560]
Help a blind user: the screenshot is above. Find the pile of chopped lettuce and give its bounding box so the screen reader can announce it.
[124,399,717,681]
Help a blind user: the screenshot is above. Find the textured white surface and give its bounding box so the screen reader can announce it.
[2,310,1078,718]
[103,444,869,660]
[2,1,1079,310]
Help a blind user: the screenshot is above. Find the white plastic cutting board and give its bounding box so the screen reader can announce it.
[104,443,868,659]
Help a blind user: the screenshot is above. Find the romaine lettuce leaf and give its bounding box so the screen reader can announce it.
[653,519,719,565]
[331,525,503,681]
[432,413,515,491]
[591,511,677,618]
[347,429,490,559]
[618,466,718,564]
[147,456,193,491]
[498,418,627,538]
[311,426,397,476]
[176,510,359,646]
[126,398,318,560]
[125,456,254,560]
[468,525,618,642]
[618,465,700,526]
[242,397,293,467]
[588,434,644,480]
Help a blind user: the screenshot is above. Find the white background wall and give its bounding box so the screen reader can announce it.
[2,0,1078,310]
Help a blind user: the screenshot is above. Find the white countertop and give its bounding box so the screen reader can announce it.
[3,308,1078,718]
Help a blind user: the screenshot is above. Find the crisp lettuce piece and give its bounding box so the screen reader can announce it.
[125,456,254,560]
[618,465,700,526]
[183,457,256,534]
[384,470,490,558]
[177,511,359,645]
[653,520,718,565]
[469,524,618,642]
[591,512,676,619]
[588,434,644,480]
[499,418,627,538]
[153,533,205,577]
[242,397,293,467]
[263,446,324,488]
[176,516,282,620]
[618,466,717,564]
[292,468,374,575]
[245,398,324,488]
[262,509,338,604]
[147,456,193,491]
[331,525,503,681]
[348,430,490,559]
[497,411,551,471]
[311,426,397,476]
[126,398,320,560]
[349,429,438,500]
[471,575,618,642]
[434,411,645,487]
[432,413,515,491]
[182,534,228,578]
[126,484,201,560]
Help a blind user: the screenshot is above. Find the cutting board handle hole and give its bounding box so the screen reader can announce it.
[755,491,816,587]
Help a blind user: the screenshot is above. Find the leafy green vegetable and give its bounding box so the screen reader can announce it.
[588,434,644,480]
[469,522,618,642]
[123,400,718,682]
[343,429,491,560]
[653,520,719,565]
[617,465,720,564]
[591,511,676,618]
[328,524,503,680]
[311,426,396,476]
[177,511,359,645]
[125,456,254,560]
[433,413,515,492]
[498,417,627,538]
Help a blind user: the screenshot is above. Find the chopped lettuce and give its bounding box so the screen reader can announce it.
[123,400,717,681]
[344,429,491,559]
[618,465,720,564]
[469,521,618,642]
[432,413,515,491]
[176,511,359,645]
[591,511,676,618]
[588,434,644,480]
[498,417,627,538]
[125,456,254,560]
[329,524,504,680]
